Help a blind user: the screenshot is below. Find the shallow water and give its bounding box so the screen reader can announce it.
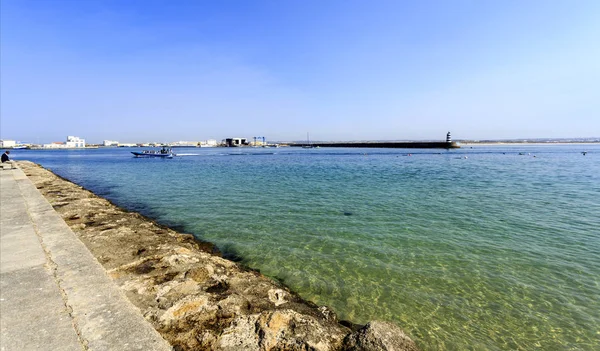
[18,145,600,350]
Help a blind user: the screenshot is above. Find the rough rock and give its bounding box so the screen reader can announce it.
[18,161,420,351]
[218,309,345,351]
[343,321,419,351]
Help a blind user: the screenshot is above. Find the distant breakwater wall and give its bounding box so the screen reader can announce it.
[290,142,460,149]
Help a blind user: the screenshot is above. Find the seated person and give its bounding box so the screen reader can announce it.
[1,150,15,168]
[1,151,10,163]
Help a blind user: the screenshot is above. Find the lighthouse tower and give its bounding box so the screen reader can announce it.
[446,132,452,143]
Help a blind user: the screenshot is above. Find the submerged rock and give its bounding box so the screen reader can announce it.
[343,321,419,351]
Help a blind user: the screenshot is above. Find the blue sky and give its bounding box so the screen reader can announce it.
[1,0,599,143]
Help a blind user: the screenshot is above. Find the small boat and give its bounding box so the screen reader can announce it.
[131,148,175,158]
[302,132,316,148]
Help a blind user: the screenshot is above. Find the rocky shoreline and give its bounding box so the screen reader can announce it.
[18,161,419,351]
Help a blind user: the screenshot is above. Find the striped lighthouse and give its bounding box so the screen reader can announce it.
[446,132,452,143]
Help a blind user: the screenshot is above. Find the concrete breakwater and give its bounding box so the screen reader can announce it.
[289,141,460,149]
[17,161,419,351]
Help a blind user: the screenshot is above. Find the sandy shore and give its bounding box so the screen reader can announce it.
[18,161,418,351]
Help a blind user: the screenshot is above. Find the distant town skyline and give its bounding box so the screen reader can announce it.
[1,1,599,144]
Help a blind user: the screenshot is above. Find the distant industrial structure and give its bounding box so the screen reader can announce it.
[224,138,248,147]
[253,136,266,146]
[222,136,281,147]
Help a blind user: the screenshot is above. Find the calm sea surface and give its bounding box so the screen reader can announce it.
[16,145,599,350]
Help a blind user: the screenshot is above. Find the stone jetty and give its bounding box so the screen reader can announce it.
[289,141,460,149]
[1,161,419,351]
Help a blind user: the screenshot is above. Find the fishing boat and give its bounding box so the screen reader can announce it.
[131,148,175,158]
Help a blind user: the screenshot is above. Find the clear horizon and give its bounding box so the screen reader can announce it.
[1,1,599,144]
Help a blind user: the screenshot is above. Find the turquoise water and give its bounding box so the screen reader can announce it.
[18,145,600,350]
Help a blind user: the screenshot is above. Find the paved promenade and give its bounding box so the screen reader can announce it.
[0,165,172,351]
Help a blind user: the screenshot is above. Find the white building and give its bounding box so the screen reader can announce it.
[170,141,198,147]
[0,140,16,148]
[103,140,119,146]
[43,136,86,149]
[199,139,218,147]
[43,142,67,148]
[66,136,86,148]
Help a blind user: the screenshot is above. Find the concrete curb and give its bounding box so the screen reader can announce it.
[1,167,172,350]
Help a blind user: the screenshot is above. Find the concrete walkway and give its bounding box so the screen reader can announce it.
[1,165,172,351]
